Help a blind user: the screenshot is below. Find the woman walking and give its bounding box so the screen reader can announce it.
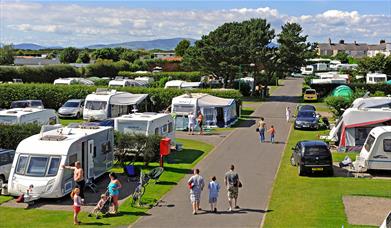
[258,117,266,143]
[286,107,291,122]
[108,172,122,214]
[187,169,204,215]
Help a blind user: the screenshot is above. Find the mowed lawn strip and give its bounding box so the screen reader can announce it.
[0,138,213,228]
[263,127,391,228]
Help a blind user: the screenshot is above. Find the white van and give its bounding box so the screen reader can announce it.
[83,89,148,121]
[0,108,59,125]
[353,126,391,171]
[7,125,114,200]
[114,113,175,140]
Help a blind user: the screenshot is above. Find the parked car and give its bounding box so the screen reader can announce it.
[297,104,316,112]
[10,100,44,109]
[290,140,333,176]
[0,149,15,186]
[380,211,391,228]
[58,99,84,118]
[303,89,318,102]
[294,110,319,130]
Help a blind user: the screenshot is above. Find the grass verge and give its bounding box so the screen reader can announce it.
[0,138,213,228]
[59,118,84,126]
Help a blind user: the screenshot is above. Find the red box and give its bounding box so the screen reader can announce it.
[160,138,171,156]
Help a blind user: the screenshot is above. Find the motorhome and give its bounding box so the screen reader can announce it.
[0,108,58,125]
[353,126,391,171]
[366,73,388,84]
[114,113,175,140]
[315,72,349,80]
[83,89,148,121]
[301,65,314,75]
[327,108,391,151]
[350,96,391,109]
[7,125,114,200]
[310,78,347,85]
[53,78,94,86]
[108,78,146,87]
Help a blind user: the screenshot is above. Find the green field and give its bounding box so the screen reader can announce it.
[59,118,84,126]
[0,138,213,228]
[263,127,391,228]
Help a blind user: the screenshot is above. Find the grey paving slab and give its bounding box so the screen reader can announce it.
[131,78,303,228]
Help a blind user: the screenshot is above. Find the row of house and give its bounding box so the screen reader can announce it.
[317,39,391,58]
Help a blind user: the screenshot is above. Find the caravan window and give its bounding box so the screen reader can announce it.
[384,139,391,152]
[168,122,173,133]
[173,104,194,113]
[364,135,376,151]
[27,157,49,176]
[0,115,17,124]
[161,124,168,134]
[155,127,159,135]
[355,128,372,146]
[16,155,28,174]
[85,101,107,110]
[47,157,61,176]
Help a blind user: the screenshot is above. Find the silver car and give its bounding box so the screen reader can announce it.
[0,149,14,186]
[58,99,84,119]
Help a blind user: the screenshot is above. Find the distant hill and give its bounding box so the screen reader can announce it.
[13,43,46,50]
[86,38,197,50]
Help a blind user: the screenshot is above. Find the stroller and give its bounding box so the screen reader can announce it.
[131,167,164,206]
[88,191,112,219]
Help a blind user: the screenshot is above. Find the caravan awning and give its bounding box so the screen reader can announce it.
[197,95,234,107]
[110,93,148,105]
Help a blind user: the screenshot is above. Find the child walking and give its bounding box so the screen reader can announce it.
[268,125,276,144]
[208,176,220,212]
[71,188,83,225]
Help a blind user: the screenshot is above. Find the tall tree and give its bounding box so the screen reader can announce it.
[277,22,311,77]
[120,50,139,63]
[334,52,349,63]
[59,47,79,63]
[0,44,15,65]
[77,50,90,63]
[357,53,386,74]
[174,39,191,56]
[92,48,120,61]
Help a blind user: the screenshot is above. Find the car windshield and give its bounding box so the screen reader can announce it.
[31,101,43,107]
[304,146,330,156]
[305,90,316,94]
[364,135,376,151]
[120,120,148,135]
[63,102,79,108]
[11,101,29,108]
[299,106,315,111]
[16,155,61,177]
[85,101,107,110]
[0,115,17,124]
[298,111,315,118]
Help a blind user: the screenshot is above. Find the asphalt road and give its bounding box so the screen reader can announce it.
[131,78,303,228]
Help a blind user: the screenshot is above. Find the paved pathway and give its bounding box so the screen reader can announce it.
[131,78,303,228]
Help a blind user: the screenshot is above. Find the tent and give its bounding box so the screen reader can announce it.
[386,80,391,85]
[171,93,238,129]
[331,85,353,99]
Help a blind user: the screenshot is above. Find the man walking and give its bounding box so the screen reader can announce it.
[225,164,240,211]
[62,161,85,199]
[258,117,266,143]
[187,169,205,215]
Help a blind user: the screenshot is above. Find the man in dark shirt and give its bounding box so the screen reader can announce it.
[224,164,240,211]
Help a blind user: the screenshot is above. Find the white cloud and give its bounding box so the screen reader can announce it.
[0,2,389,46]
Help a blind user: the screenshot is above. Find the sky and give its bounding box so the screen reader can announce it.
[0,0,390,47]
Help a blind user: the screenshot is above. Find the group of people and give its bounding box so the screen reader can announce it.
[63,162,122,225]
[256,107,291,144]
[188,111,204,135]
[187,164,241,215]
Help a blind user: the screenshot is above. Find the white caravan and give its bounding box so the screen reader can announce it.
[7,125,114,199]
[327,108,391,150]
[0,108,59,125]
[164,80,203,89]
[350,96,391,109]
[366,73,387,84]
[301,65,314,75]
[134,77,154,85]
[310,78,347,85]
[53,78,94,86]
[114,112,175,140]
[108,78,146,87]
[353,126,391,171]
[83,89,148,121]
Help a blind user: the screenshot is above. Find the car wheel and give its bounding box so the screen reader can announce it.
[298,165,305,176]
[290,155,296,166]
[76,112,81,119]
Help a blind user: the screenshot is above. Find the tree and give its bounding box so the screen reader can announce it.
[175,39,191,56]
[59,47,79,63]
[91,48,119,61]
[277,22,311,76]
[357,53,386,74]
[334,52,349,63]
[120,50,139,63]
[77,50,90,63]
[383,55,391,75]
[0,44,15,65]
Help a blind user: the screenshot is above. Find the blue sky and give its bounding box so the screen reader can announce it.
[1,0,390,46]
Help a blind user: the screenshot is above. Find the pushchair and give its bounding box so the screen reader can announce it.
[88,191,112,219]
[131,167,164,206]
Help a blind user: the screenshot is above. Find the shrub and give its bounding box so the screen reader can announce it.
[324,96,352,118]
[0,124,41,149]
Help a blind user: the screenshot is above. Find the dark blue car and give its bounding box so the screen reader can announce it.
[294,110,319,130]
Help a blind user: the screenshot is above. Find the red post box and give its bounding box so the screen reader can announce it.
[160,138,171,167]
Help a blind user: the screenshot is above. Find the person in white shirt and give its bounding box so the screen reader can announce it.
[208,176,220,212]
[188,112,195,135]
[286,107,291,122]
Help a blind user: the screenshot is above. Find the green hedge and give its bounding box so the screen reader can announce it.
[0,124,41,149]
[0,84,242,111]
[0,65,80,83]
[118,71,203,82]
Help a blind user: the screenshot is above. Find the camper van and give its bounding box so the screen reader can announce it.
[83,89,148,121]
[366,73,387,84]
[114,113,175,140]
[53,78,94,86]
[350,96,391,109]
[353,126,391,171]
[7,125,114,199]
[0,108,59,125]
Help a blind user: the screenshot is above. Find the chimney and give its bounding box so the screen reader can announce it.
[339,40,344,44]
[354,41,357,45]
[328,38,332,44]
[380,40,386,44]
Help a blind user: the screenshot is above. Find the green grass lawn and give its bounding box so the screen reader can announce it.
[263,127,391,228]
[59,118,84,126]
[0,138,213,228]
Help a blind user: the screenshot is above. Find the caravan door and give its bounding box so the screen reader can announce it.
[87,140,95,179]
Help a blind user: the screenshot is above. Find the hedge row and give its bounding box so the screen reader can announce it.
[118,71,204,82]
[0,65,80,83]
[0,124,41,150]
[0,84,242,111]
[309,83,391,98]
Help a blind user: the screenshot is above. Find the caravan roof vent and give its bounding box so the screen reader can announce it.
[96,88,110,94]
[6,110,18,114]
[41,135,67,141]
[23,109,33,112]
[80,125,100,129]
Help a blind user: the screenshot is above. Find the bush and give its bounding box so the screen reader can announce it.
[0,124,41,149]
[324,96,352,118]
[118,71,203,82]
